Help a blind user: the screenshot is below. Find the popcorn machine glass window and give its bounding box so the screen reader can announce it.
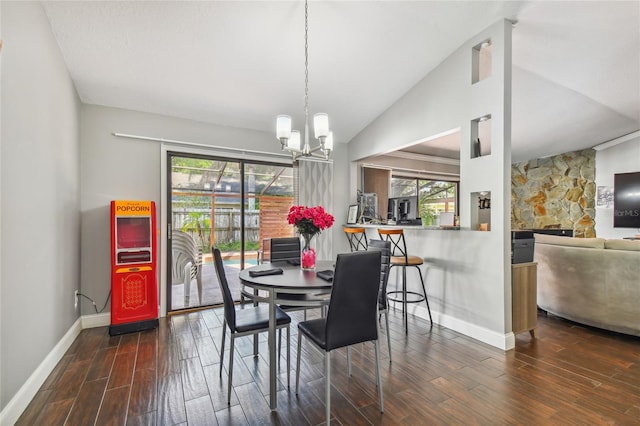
[115,217,152,264]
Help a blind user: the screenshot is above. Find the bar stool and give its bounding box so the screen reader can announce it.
[344,226,368,252]
[377,228,432,333]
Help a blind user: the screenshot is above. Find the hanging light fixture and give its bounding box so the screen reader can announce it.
[276,0,333,161]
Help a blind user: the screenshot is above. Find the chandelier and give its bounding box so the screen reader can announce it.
[276,0,333,161]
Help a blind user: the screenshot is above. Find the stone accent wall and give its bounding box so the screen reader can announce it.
[511,149,596,237]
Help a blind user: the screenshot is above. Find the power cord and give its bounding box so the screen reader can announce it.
[77,291,111,314]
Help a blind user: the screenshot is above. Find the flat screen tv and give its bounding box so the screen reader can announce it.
[613,172,640,228]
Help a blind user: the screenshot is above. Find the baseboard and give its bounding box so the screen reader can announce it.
[0,312,114,424]
[81,312,111,328]
[410,304,514,350]
[0,317,82,426]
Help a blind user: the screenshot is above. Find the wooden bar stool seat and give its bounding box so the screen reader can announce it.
[378,228,432,333]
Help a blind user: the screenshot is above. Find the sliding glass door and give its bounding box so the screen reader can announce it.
[167,152,294,312]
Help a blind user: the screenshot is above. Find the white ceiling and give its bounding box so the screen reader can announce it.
[42,1,639,163]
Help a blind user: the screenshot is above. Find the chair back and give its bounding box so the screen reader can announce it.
[325,251,381,351]
[367,239,391,310]
[343,227,368,252]
[270,237,301,262]
[377,228,408,263]
[213,247,236,331]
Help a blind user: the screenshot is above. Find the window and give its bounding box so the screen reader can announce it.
[418,179,457,216]
[390,176,458,218]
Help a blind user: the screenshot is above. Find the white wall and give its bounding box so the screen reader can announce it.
[1,1,81,412]
[349,20,514,348]
[595,136,640,238]
[80,105,349,315]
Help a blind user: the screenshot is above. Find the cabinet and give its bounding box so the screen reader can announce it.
[512,262,537,338]
[363,167,390,220]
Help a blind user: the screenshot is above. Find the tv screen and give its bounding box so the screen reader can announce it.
[613,172,640,228]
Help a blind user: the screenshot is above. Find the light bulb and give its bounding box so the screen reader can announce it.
[288,130,301,150]
[276,115,292,140]
[313,113,329,139]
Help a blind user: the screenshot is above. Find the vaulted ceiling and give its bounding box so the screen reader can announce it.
[42,1,639,163]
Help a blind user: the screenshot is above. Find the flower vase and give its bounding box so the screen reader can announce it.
[300,233,316,271]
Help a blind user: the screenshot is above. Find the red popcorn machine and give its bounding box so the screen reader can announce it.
[109,200,159,336]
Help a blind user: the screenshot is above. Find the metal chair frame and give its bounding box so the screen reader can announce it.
[213,247,291,404]
[343,226,368,252]
[377,228,432,333]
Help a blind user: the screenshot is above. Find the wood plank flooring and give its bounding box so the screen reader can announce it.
[17,308,640,425]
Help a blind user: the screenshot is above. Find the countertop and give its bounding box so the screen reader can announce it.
[343,223,461,231]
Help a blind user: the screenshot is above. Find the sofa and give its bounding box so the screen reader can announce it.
[534,233,640,337]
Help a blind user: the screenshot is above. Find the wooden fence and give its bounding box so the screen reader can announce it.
[171,195,294,252]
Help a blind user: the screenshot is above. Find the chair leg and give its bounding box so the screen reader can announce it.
[415,265,433,324]
[219,321,226,377]
[253,291,260,355]
[287,326,291,389]
[184,263,191,304]
[228,335,235,405]
[384,310,392,363]
[254,333,259,357]
[391,266,400,311]
[325,351,331,426]
[278,328,282,362]
[402,266,408,334]
[295,333,303,395]
[374,340,384,413]
[346,346,351,376]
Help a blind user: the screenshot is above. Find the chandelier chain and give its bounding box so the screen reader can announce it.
[275,0,331,161]
[304,0,309,131]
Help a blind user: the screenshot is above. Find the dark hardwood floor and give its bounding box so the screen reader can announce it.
[16,307,640,425]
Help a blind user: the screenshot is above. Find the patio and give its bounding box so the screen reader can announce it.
[170,252,255,311]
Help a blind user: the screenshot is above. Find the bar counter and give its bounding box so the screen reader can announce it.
[343,223,462,231]
[340,221,513,350]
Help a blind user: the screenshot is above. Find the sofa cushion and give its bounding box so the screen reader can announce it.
[605,239,640,251]
[534,233,605,248]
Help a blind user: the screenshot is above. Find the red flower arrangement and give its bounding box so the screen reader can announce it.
[287,205,335,236]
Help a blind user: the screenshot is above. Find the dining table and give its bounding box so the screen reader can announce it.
[238,260,334,410]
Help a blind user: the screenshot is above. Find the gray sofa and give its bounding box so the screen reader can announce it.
[534,234,640,337]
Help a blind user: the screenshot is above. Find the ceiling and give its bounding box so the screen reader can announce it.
[41,1,639,163]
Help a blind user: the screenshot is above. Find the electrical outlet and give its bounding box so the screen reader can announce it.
[74,290,79,309]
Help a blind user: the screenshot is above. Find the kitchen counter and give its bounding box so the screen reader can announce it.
[344,223,462,231]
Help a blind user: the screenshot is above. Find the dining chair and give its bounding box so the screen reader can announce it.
[377,228,432,333]
[268,237,328,321]
[241,237,325,357]
[367,239,392,363]
[212,247,292,404]
[295,250,384,424]
[343,226,368,251]
[241,237,301,303]
[269,237,301,262]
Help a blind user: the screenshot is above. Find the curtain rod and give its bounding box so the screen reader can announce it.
[592,130,640,151]
[112,132,293,161]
